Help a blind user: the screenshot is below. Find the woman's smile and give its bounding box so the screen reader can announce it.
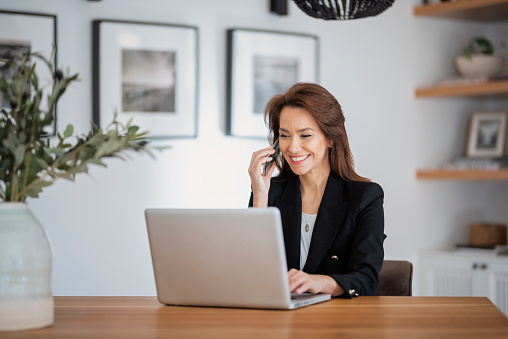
[289,154,311,164]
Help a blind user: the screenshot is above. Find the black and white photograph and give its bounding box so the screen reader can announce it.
[122,49,176,113]
[467,112,507,158]
[0,40,31,109]
[0,11,56,135]
[477,120,500,149]
[227,29,318,138]
[252,55,298,114]
[93,20,198,139]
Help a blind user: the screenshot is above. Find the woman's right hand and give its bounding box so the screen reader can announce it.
[248,146,277,207]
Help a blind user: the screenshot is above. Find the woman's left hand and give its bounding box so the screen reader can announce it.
[288,268,344,296]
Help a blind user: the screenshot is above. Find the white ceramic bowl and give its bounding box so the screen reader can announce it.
[455,54,504,78]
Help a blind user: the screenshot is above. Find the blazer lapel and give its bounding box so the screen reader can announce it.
[274,175,301,270]
[303,173,348,273]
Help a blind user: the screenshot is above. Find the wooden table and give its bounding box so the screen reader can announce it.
[2,296,508,338]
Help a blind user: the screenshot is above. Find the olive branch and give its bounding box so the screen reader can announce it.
[0,50,157,202]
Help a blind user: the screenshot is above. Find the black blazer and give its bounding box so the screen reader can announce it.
[249,171,386,298]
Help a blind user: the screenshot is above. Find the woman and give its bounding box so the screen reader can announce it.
[248,83,385,298]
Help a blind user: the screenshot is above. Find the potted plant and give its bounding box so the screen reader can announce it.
[455,37,504,78]
[0,51,153,331]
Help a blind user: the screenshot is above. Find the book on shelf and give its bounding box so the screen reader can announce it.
[441,157,508,171]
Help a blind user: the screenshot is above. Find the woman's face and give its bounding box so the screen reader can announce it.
[278,106,331,178]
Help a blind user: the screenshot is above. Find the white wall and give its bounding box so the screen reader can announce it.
[1,0,507,296]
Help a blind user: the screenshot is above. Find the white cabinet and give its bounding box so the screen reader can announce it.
[420,251,508,316]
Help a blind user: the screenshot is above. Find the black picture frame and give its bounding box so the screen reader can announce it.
[93,20,199,139]
[0,10,57,136]
[466,112,507,158]
[226,28,319,139]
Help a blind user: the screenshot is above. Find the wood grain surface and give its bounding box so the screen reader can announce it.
[1,296,508,338]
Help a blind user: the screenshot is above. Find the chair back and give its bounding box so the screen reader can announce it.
[374,260,413,296]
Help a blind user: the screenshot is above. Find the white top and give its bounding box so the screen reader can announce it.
[300,212,317,270]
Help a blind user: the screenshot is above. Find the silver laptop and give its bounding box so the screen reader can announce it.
[145,208,331,309]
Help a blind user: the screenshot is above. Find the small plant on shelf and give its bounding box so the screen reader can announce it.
[456,37,504,78]
[462,37,495,58]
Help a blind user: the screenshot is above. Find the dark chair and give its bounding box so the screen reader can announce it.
[374,260,413,296]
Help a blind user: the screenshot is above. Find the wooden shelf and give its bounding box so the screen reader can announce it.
[417,169,508,180]
[414,0,508,22]
[415,80,508,98]
[414,1,508,182]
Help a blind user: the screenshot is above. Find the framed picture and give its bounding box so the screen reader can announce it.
[93,20,198,139]
[466,112,507,158]
[0,10,57,135]
[226,29,319,138]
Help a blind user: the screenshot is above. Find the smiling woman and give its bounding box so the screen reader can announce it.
[278,106,332,179]
[248,82,385,299]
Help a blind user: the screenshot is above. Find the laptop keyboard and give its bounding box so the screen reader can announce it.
[291,293,316,300]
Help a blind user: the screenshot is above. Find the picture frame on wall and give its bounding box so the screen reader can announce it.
[226,29,319,138]
[0,10,57,135]
[466,112,507,158]
[93,20,198,139]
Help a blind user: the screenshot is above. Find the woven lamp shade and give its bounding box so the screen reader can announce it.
[294,0,395,20]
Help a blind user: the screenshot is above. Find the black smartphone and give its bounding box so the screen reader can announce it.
[263,142,280,176]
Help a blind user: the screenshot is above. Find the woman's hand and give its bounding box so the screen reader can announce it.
[248,146,277,207]
[288,269,344,297]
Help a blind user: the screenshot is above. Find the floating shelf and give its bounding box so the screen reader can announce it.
[417,169,508,180]
[415,1,508,182]
[414,0,508,22]
[415,80,508,98]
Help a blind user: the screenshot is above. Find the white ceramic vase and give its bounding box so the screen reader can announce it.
[455,54,504,78]
[0,203,54,331]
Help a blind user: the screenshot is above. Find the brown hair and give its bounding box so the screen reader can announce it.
[265,82,369,182]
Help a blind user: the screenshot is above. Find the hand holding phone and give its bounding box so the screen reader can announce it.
[263,142,280,176]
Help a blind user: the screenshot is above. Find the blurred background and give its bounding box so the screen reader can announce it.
[1,0,507,297]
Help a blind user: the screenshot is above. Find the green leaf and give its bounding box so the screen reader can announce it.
[48,147,66,157]
[63,124,74,138]
[475,37,494,55]
[2,135,27,166]
[86,158,107,167]
[127,125,139,138]
[0,77,8,96]
[34,156,50,170]
[31,67,39,89]
[24,181,52,198]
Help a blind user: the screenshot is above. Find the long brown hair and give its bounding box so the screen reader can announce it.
[265,82,369,182]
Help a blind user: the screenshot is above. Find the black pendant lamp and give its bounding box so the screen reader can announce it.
[293,0,395,20]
